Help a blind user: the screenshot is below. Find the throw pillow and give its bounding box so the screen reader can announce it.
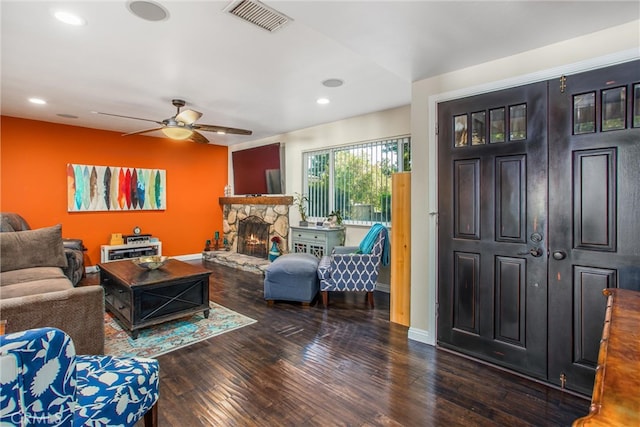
[0,224,68,272]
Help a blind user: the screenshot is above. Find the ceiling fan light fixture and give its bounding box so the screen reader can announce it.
[95,99,252,141]
[162,126,193,140]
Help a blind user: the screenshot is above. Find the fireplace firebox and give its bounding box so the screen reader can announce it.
[237,216,269,259]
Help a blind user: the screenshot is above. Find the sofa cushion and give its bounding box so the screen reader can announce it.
[0,266,69,287]
[0,225,68,272]
[0,278,72,299]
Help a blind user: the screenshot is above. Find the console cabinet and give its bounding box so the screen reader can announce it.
[572,288,640,426]
[100,242,162,263]
[290,226,344,258]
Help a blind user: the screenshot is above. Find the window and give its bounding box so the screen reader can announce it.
[303,136,411,225]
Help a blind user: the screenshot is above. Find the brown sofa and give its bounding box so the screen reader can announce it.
[0,215,104,354]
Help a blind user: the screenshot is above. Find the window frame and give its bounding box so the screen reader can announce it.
[302,135,411,226]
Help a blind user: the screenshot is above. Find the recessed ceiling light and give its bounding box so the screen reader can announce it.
[54,11,86,26]
[317,98,330,105]
[127,1,169,22]
[322,78,344,88]
[29,98,47,105]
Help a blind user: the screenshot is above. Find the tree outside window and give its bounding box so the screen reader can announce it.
[304,136,411,225]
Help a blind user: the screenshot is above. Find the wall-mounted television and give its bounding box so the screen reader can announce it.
[232,143,285,195]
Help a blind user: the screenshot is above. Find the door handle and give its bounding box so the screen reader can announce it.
[517,247,543,257]
[552,250,567,260]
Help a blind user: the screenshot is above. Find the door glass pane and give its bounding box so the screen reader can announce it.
[471,111,486,145]
[602,87,626,131]
[509,104,527,141]
[490,108,505,143]
[454,114,468,147]
[633,83,640,128]
[574,92,596,134]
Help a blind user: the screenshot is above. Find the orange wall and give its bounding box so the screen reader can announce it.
[1,116,228,266]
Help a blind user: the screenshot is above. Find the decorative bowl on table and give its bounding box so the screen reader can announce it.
[133,255,169,270]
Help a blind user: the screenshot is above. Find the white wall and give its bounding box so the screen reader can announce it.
[229,105,411,248]
[409,20,640,346]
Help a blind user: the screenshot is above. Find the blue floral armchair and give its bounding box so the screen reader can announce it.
[317,223,389,308]
[0,327,159,426]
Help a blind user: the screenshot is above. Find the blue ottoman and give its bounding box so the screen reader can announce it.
[264,253,320,305]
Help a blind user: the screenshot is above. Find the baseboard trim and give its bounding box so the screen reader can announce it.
[408,327,435,346]
[172,253,202,261]
[376,283,390,293]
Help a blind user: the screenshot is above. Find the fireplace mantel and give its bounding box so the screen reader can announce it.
[219,196,293,206]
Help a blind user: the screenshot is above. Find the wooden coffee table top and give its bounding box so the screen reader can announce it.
[98,259,211,287]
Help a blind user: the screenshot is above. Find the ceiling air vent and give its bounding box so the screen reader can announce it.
[224,0,292,33]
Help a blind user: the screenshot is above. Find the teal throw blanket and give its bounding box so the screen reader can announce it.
[358,223,390,266]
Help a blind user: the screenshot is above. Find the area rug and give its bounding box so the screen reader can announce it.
[104,302,256,358]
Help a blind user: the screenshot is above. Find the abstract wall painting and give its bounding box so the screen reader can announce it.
[67,164,166,212]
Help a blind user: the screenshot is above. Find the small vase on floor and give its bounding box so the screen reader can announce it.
[269,241,280,262]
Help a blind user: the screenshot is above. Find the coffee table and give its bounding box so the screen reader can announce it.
[98,259,211,338]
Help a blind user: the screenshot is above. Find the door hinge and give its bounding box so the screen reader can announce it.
[435,122,439,135]
[559,75,567,93]
[429,211,439,226]
[560,372,567,389]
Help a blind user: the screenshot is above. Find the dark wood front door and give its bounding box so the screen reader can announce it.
[437,60,640,394]
[437,81,549,379]
[547,60,640,394]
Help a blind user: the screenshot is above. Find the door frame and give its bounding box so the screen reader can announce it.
[407,48,639,346]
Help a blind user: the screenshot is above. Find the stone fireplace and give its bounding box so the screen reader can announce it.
[203,195,293,273]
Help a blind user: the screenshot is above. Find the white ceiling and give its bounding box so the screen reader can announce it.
[1,1,638,146]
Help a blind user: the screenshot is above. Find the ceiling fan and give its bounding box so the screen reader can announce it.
[94,99,252,143]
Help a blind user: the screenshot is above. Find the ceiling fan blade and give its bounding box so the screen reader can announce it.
[193,124,253,135]
[176,109,202,125]
[93,111,163,125]
[190,131,210,144]
[122,127,164,136]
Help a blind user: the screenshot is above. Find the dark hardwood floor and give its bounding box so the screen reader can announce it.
[86,260,590,426]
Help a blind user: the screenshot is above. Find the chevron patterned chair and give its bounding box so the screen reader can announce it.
[317,223,389,308]
[0,327,159,427]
